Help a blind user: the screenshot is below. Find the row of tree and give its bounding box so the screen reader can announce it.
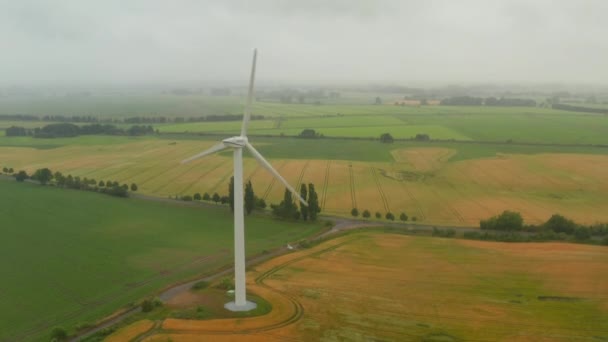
[440,96,536,107]
[6,123,155,138]
[350,208,417,221]
[480,210,608,240]
[176,179,322,221]
[270,184,321,220]
[12,167,138,198]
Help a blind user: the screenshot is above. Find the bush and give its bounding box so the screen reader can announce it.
[375,212,381,219]
[362,210,371,218]
[351,208,359,217]
[299,240,311,248]
[602,236,608,246]
[182,195,193,201]
[544,214,577,234]
[215,277,234,290]
[412,216,417,222]
[15,170,28,182]
[141,299,154,312]
[480,210,523,231]
[50,327,68,341]
[192,281,209,290]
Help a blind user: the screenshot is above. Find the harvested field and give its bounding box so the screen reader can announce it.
[142,233,608,341]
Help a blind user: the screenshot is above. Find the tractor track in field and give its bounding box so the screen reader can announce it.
[86,144,179,181]
[75,141,168,179]
[261,161,287,201]
[122,145,204,188]
[177,158,232,195]
[295,161,310,194]
[246,164,262,183]
[428,185,466,223]
[152,155,226,194]
[393,169,426,220]
[321,160,331,210]
[348,164,357,209]
[370,167,390,213]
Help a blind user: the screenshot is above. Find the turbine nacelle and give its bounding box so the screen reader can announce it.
[222,136,248,148]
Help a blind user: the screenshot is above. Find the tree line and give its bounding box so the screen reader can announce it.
[440,96,536,107]
[6,123,155,138]
[551,103,608,115]
[175,178,322,221]
[478,210,608,244]
[0,114,266,124]
[3,166,138,198]
[350,207,417,222]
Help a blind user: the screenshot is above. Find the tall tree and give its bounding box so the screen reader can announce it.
[300,184,309,220]
[15,170,28,182]
[32,168,53,185]
[212,192,220,204]
[228,176,235,212]
[307,183,321,221]
[244,180,255,215]
[272,188,298,219]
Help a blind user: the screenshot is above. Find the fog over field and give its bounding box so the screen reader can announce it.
[1,0,607,85]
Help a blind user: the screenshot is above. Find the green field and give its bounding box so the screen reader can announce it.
[3,95,608,145]
[0,180,322,341]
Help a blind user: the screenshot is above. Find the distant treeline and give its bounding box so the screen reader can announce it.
[0,114,265,124]
[6,123,154,138]
[552,103,608,114]
[0,114,99,122]
[440,96,537,107]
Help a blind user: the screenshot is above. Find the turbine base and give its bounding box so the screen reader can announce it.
[224,300,257,312]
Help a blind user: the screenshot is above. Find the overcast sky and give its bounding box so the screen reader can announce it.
[1,0,607,86]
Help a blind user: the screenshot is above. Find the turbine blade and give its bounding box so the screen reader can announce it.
[181,142,227,164]
[246,142,308,206]
[240,49,257,137]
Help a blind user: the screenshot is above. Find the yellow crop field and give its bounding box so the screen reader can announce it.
[2,138,608,225]
[141,233,608,341]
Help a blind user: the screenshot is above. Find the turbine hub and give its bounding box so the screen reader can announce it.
[222,136,248,148]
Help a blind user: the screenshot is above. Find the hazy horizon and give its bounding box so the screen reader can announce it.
[2,0,607,86]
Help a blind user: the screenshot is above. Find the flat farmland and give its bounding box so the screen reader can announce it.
[2,136,608,225]
[0,180,322,341]
[142,232,608,341]
[155,105,608,144]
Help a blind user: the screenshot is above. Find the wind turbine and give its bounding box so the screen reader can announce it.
[182,49,307,311]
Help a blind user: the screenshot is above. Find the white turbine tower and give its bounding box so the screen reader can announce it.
[182,49,307,311]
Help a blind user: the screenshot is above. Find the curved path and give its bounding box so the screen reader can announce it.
[139,235,363,341]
